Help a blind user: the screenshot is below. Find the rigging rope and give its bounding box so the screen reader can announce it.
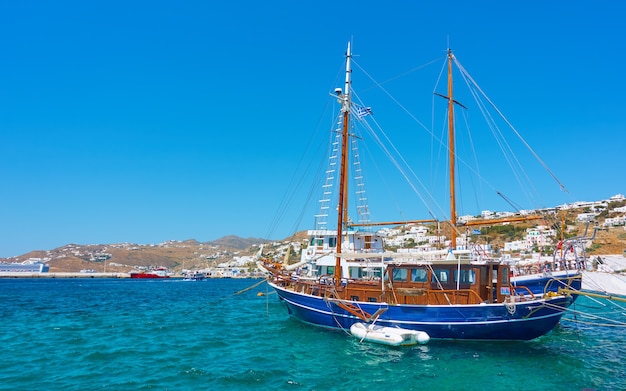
[452,55,568,194]
[264,64,347,239]
[350,84,441,222]
[355,57,524,226]
[544,301,626,327]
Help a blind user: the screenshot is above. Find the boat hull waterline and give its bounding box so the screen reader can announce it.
[270,281,573,341]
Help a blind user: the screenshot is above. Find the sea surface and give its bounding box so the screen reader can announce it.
[1,278,624,391]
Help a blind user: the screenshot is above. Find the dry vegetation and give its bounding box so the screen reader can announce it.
[3,238,267,273]
[3,205,625,272]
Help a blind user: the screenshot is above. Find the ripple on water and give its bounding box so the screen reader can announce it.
[0,280,624,391]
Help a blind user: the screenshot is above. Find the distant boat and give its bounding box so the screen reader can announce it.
[260,42,581,341]
[0,260,49,273]
[183,272,206,281]
[130,267,171,279]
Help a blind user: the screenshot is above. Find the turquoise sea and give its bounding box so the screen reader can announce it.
[1,278,624,391]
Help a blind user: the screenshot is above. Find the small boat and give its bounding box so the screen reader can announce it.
[350,322,430,346]
[183,272,206,281]
[0,260,49,273]
[130,267,171,279]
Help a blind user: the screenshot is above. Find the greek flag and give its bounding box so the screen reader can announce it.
[472,229,481,235]
[357,106,372,118]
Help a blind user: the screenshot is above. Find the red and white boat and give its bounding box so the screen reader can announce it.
[130,267,171,279]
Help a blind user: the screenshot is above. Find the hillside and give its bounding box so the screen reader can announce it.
[1,237,268,274]
[2,202,625,273]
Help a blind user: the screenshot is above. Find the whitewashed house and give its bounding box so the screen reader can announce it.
[504,240,526,252]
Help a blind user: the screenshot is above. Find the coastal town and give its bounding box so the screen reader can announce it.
[1,194,624,280]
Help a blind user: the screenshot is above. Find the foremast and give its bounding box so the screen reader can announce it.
[334,42,352,285]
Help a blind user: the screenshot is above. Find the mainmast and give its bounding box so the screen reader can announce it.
[446,49,457,249]
[334,41,352,285]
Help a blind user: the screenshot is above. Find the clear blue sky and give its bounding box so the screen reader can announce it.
[1,1,624,258]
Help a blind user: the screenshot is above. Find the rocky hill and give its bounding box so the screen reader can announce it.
[2,201,625,273]
[1,237,268,274]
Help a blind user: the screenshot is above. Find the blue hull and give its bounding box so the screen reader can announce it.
[270,282,573,340]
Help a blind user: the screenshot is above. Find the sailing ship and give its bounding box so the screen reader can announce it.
[261,42,581,340]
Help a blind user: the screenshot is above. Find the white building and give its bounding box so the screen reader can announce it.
[481,210,496,219]
[604,216,626,227]
[502,226,556,252]
[504,240,526,252]
[576,212,598,222]
[458,214,477,224]
[495,211,516,218]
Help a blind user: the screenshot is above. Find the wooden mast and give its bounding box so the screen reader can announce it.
[447,49,457,249]
[335,41,352,285]
[440,50,549,246]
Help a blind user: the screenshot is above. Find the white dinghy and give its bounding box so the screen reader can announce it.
[350,322,430,346]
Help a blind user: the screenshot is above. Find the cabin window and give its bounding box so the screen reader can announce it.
[363,267,382,280]
[392,268,408,282]
[410,268,428,282]
[432,269,449,283]
[329,237,337,248]
[311,237,324,247]
[367,297,377,303]
[454,269,476,284]
[501,267,510,285]
[326,266,335,276]
[348,267,362,279]
[351,295,359,301]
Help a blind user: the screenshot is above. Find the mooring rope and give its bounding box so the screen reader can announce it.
[234,278,267,295]
[211,278,268,305]
[543,301,626,327]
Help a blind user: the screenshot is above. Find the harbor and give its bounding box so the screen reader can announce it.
[1,1,625,390]
[0,270,266,279]
[0,272,129,278]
